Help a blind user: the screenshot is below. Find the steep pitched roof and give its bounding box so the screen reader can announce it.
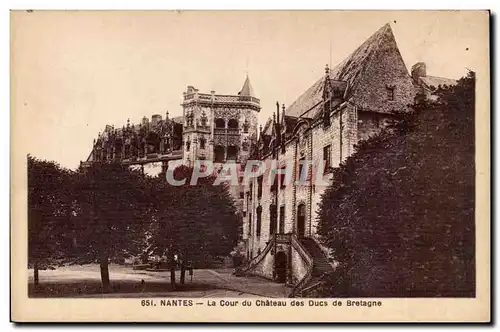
[261,117,273,136]
[285,23,400,119]
[239,75,255,97]
[171,116,184,124]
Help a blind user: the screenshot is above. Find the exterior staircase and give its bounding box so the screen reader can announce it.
[233,234,335,297]
[299,238,334,278]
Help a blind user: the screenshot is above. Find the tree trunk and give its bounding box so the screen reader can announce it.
[170,267,176,290]
[180,263,186,285]
[33,261,39,287]
[100,252,110,292]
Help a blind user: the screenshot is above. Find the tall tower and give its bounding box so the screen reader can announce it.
[181,76,260,169]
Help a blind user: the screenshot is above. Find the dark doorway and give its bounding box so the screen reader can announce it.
[226,146,238,160]
[275,251,287,283]
[297,204,306,238]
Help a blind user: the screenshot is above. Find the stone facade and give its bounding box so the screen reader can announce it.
[181,77,260,169]
[82,22,456,291]
[84,76,260,185]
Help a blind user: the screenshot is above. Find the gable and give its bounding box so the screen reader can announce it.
[350,24,417,113]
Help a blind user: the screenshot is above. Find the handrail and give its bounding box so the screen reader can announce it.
[234,234,275,276]
[291,235,313,267]
[289,235,314,297]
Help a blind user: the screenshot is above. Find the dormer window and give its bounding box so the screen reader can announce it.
[323,100,331,127]
[386,86,395,101]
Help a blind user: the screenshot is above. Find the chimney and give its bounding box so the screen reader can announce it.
[411,62,427,83]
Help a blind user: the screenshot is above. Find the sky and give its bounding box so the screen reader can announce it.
[11,10,488,169]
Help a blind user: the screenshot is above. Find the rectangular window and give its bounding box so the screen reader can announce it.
[386,87,395,101]
[270,170,278,192]
[256,207,262,237]
[297,157,306,182]
[323,145,332,172]
[248,213,252,235]
[280,167,287,189]
[279,206,285,233]
[270,205,277,235]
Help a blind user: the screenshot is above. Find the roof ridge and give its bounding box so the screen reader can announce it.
[274,23,398,121]
[353,23,391,88]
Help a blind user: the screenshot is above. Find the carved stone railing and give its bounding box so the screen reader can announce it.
[214,128,226,135]
[183,92,260,106]
[275,233,291,244]
[227,128,240,136]
[213,128,240,136]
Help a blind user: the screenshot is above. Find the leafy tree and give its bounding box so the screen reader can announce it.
[28,156,73,286]
[149,165,241,285]
[72,162,153,291]
[317,71,475,297]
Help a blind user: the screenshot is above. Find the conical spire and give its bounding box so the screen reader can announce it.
[239,74,255,97]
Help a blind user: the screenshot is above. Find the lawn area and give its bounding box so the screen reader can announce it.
[28,264,290,298]
[28,264,217,298]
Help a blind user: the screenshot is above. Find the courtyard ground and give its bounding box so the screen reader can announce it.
[28,264,290,298]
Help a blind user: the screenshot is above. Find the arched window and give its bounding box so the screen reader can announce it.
[256,206,262,237]
[214,145,225,162]
[227,146,238,160]
[215,118,225,128]
[228,119,239,129]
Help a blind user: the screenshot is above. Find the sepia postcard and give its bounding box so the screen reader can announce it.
[10,10,490,323]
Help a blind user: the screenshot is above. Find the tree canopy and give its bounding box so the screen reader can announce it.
[317,71,475,297]
[149,165,241,268]
[28,156,74,268]
[28,158,242,290]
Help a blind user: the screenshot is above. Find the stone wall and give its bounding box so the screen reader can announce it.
[290,245,310,285]
[249,246,275,280]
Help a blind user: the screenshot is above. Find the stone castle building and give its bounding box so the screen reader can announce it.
[83,22,456,296]
[83,76,260,205]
